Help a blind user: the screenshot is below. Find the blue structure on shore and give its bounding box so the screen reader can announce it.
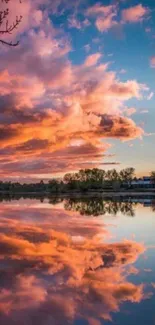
[131,177,155,188]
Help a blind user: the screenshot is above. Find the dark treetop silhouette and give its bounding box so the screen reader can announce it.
[0,0,22,46]
[0,168,155,194]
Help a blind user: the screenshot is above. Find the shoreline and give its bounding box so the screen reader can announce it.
[0,190,155,197]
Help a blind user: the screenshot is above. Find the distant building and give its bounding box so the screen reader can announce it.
[131,176,154,188]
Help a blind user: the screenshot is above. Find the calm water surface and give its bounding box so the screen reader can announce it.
[0,197,155,325]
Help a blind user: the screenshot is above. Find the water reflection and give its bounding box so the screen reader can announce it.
[64,198,136,217]
[0,194,155,216]
[0,198,154,324]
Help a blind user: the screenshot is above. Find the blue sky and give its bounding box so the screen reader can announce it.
[50,0,155,175]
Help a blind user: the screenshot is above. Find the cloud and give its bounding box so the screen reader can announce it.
[68,16,90,29]
[84,44,91,53]
[150,56,155,68]
[147,92,154,100]
[109,80,144,99]
[0,275,47,315]
[85,53,102,67]
[0,143,111,176]
[99,114,143,140]
[86,3,150,33]
[0,0,148,178]
[86,4,114,16]
[86,3,117,32]
[96,12,118,32]
[120,69,127,74]
[123,107,136,116]
[121,4,149,23]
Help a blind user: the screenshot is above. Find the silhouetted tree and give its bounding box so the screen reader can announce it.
[0,0,22,46]
[151,171,155,185]
[63,168,106,191]
[105,169,121,190]
[120,168,135,187]
[48,179,60,192]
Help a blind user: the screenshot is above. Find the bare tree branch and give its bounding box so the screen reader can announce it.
[0,38,19,46]
[0,0,22,46]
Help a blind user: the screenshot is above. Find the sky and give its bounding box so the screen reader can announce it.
[0,0,155,181]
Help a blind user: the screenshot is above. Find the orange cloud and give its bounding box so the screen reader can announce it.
[0,0,149,178]
[0,201,149,325]
[122,4,149,23]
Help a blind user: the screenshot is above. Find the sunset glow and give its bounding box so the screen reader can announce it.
[0,0,155,180]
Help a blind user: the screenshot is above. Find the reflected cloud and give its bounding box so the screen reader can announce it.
[0,200,150,324]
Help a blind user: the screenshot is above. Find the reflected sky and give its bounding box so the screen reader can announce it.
[0,198,155,325]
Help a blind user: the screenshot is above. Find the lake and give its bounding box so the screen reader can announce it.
[0,197,155,325]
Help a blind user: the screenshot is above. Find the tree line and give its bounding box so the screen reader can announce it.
[63,167,136,191]
[0,168,155,193]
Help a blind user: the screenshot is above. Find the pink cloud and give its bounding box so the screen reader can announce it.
[150,56,155,68]
[96,12,117,32]
[109,80,145,99]
[85,53,102,67]
[86,4,114,16]
[86,3,117,32]
[86,3,150,33]
[122,4,149,23]
[0,0,148,178]
[124,107,136,116]
[0,201,148,325]
[68,16,90,30]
